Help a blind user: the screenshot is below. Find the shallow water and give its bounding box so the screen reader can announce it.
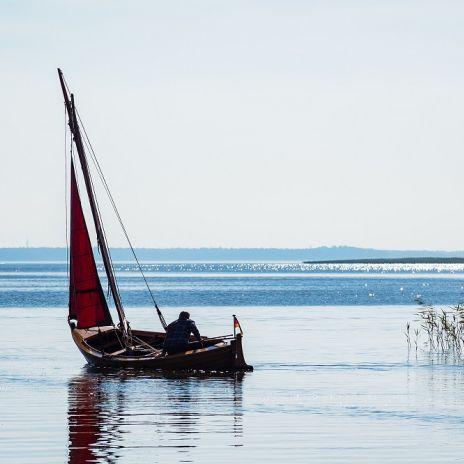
[2,304,464,463]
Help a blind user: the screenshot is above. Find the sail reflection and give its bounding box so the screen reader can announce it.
[67,368,245,463]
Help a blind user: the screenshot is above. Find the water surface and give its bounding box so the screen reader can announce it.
[2,263,464,462]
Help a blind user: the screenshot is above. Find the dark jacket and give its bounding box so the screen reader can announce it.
[163,318,202,350]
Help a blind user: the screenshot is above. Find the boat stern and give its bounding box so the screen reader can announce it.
[231,334,253,371]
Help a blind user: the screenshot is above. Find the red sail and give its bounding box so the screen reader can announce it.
[68,375,102,464]
[69,161,113,328]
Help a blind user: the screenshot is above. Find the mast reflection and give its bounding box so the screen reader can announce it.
[67,368,245,463]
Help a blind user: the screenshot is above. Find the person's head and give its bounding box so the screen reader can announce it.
[179,311,190,320]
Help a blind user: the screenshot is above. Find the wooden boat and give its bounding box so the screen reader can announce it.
[58,69,252,372]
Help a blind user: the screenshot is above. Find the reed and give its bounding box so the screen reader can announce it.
[407,298,464,354]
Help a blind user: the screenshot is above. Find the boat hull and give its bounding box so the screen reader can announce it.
[71,327,253,372]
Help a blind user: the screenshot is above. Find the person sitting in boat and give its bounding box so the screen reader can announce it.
[163,311,204,354]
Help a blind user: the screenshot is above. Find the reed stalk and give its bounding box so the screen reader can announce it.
[408,299,464,355]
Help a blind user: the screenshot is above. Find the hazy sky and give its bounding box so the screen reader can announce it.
[2,1,464,249]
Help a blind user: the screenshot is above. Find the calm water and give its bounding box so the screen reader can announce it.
[2,263,464,462]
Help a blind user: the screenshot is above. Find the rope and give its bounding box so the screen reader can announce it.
[113,324,124,350]
[64,104,69,279]
[130,334,161,354]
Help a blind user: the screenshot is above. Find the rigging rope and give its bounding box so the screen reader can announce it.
[76,133,121,303]
[64,104,69,279]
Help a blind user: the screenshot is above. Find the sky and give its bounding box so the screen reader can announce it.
[1,1,464,250]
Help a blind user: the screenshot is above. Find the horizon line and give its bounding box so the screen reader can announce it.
[2,245,464,251]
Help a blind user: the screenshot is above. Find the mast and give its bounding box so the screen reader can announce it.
[58,68,129,337]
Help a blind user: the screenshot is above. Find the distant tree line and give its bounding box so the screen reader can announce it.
[1,246,464,262]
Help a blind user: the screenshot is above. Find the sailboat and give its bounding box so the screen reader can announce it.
[58,69,252,371]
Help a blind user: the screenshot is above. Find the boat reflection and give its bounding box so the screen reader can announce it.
[67,367,245,463]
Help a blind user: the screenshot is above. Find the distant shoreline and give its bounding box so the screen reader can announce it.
[2,247,464,262]
[304,257,464,264]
